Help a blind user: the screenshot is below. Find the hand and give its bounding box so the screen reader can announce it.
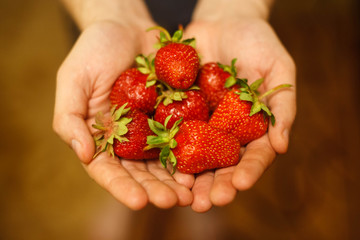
[184,17,296,212]
[53,21,195,210]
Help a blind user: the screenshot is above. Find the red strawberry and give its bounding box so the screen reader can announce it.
[155,43,199,89]
[150,26,200,90]
[209,78,292,145]
[110,67,157,115]
[146,117,241,174]
[154,90,209,129]
[196,59,238,111]
[92,104,160,159]
[209,90,269,145]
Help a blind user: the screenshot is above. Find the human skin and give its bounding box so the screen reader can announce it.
[184,0,296,212]
[53,0,296,212]
[53,0,195,210]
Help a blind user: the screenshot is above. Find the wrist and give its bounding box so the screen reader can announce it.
[192,0,274,22]
[61,0,155,32]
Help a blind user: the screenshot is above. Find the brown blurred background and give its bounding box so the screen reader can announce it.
[0,0,359,239]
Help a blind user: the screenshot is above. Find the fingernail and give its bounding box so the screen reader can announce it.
[71,139,81,158]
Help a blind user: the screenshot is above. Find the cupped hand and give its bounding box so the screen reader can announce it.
[184,18,296,212]
[53,21,194,210]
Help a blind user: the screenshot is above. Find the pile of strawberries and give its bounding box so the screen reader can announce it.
[93,26,291,174]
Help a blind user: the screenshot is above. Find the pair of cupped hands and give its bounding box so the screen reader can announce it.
[53,18,296,213]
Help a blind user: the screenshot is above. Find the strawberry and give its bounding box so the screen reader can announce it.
[196,59,238,111]
[150,26,200,90]
[154,90,210,129]
[110,55,158,115]
[145,117,241,174]
[209,78,292,145]
[92,104,160,159]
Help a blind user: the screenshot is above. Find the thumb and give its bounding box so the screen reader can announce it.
[267,58,297,154]
[53,67,95,164]
[53,112,95,164]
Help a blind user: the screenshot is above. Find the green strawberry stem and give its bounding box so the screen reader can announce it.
[145,115,182,174]
[258,83,293,101]
[147,25,195,48]
[235,78,292,126]
[147,26,172,42]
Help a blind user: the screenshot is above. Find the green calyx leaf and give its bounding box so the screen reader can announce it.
[168,150,177,175]
[260,104,272,118]
[158,146,177,174]
[188,85,200,91]
[155,82,188,107]
[218,58,237,77]
[172,29,183,42]
[160,145,171,168]
[226,77,249,90]
[135,55,147,68]
[170,118,182,134]
[169,138,178,148]
[249,100,262,116]
[138,67,150,75]
[182,38,196,48]
[116,117,132,135]
[173,92,184,101]
[239,92,254,102]
[146,135,170,145]
[135,54,158,87]
[220,58,239,89]
[159,31,169,44]
[114,135,130,143]
[270,114,276,126]
[234,77,292,126]
[92,103,132,158]
[238,78,249,88]
[145,116,182,174]
[113,103,131,121]
[164,115,172,129]
[146,79,157,87]
[147,25,196,48]
[224,76,237,88]
[147,118,167,137]
[136,54,151,71]
[146,116,182,143]
[162,97,173,106]
[250,78,264,91]
[93,112,106,130]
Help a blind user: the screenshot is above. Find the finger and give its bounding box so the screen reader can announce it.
[54,24,140,163]
[121,160,179,209]
[172,171,195,189]
[141,27,160,55]
[146,155,195,189]
[183,22,218,63]
[210,166,237,206]
[266,57,297,154]
[191,171,214,213]
[84,154,148,210]
[232,135,276,191]
[53,67,95,163]
[147,160,193,207]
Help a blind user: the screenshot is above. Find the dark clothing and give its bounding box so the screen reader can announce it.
[145,0,197,33]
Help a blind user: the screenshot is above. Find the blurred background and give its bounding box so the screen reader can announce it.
[0,0,359,239]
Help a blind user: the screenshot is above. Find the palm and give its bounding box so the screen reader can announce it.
[185,19,296,212]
